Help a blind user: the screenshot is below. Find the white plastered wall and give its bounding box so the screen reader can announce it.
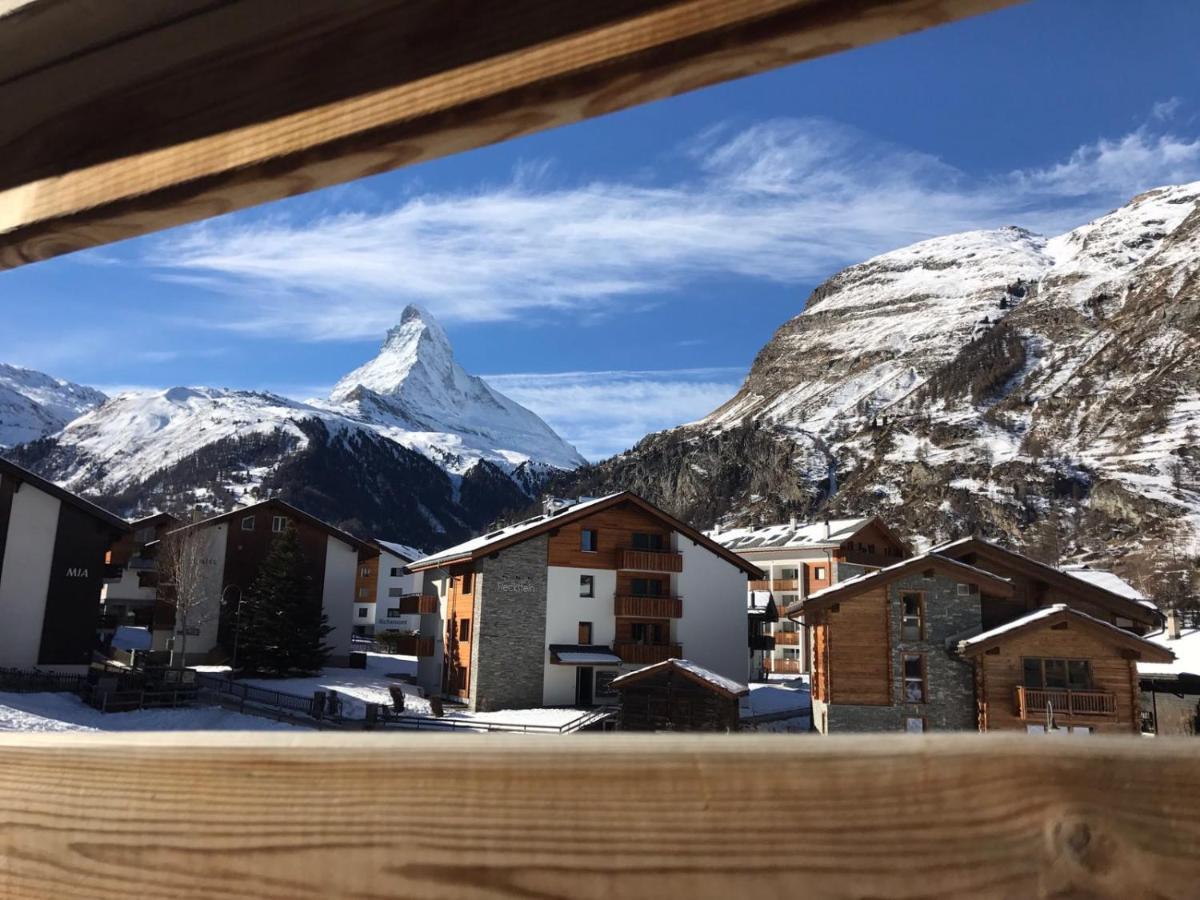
[542,566,617,706]
[674,535,749,685]
[0,482,60,667]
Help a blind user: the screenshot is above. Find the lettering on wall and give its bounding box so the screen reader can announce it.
[495,577,537,594]
[64,567,89,578]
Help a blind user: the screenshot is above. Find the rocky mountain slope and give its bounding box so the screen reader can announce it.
[0,364,106,447]
[550,184,1200,600]
[8,306,583,549]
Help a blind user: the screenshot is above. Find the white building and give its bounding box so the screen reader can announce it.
[407,492,762,712]
[709,516,909,678]
[354,539,428,637]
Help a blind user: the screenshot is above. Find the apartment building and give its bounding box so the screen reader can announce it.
[100,512,180,642]
[795,538,1169,735]
[161,499,367,666]
[0,457,129,668]
[711,517,909,678]
[354,539,428,636]
[407,492,762,712]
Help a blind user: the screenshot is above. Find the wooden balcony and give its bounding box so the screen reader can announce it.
[749,579,771,591]
[749,634,775,652]
[613,642,682,665]
[774,631,801,646]
[393,594,439,616]
[748,578,798,591]
[614,595,682,618]
[383,635,435,658]
[619,548,683,573]
[1014,686,1117,721]
[764,658,802,674]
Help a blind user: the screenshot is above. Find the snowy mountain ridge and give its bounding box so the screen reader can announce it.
[0,364,107,448]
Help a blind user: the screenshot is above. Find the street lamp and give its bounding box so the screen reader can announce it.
[222,584,245,670]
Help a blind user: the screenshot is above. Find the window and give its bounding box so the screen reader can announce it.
[461,571,473,594]
[905,717,925,733]
[1023,658,1092,691]
[779,567,799,580]
[868,543,876,554]
[272,515,287,533]
[388,587,405,597]
[631,532,664,551]
[813,566,826,581]
[360,566,371,577]
[630,622,664,645]
[903,654,926,703]
[358,587,369,598]
[241,516,255,531]
[901,592,923,640]
[386,607,401,617]
[782,648,802,660]
[578,621,593,644]
[389,567,404,577]
[631,578,664,597]
[956,583,973,596]
[579,575,594,598]
[580,529,598,552]
[357,608,368,619]
[458,619,471,642]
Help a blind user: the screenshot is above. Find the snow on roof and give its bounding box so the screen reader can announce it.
[708,517,875,551]
[553,651,622,665]
[375,540,425,562]
[747,589,774,613]
[411,494,619,568]
[806,551,1008,602]
[957,604,1070,650]
[1060,565,1153,606]
[610,658,749,697]
[1139,627,1200,678]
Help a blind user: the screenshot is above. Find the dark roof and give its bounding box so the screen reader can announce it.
[168,498,368,551]
[409,491,764,578]
[0,456,129,531]
[130,511,182,529]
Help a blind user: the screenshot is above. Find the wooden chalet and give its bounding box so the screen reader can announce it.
[612,658,748,732]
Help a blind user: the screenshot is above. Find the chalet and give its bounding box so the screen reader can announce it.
[612,658,748,732]
[794,540,1170,735]
[161,499,368,666]
[100,512,180,641]
[407,492,762,712]
[711,516,910,677]
[0,457,130,668]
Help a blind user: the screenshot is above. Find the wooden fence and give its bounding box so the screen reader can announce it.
[0,733,1194,898]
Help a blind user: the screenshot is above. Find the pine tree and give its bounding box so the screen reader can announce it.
[236,526,332,676]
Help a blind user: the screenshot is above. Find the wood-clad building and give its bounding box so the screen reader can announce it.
[612,658,747,732]
[407,492,761,712]
[793,539,1169,735]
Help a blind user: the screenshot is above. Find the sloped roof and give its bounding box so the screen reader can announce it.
[1139,626,1200,678]
[0,456,129,532]
[957,604,1174,662]
[168,498,368,551]
[793,552,1013,615]
[610,658,748,699]
[1060,565,1154,607]
[708,515,907,554]
[373,539,425,563]
[747,590,778,620]
[409,492,762,577]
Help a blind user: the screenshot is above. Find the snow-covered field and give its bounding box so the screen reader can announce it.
[0,692,299,732]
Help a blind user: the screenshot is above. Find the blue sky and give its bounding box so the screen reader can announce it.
[4,0,1200,459]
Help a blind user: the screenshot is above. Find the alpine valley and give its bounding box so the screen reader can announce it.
[547,183,1200,595]
[4,306,585,551]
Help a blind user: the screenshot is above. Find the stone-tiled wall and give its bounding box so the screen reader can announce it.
[470,535,549,712]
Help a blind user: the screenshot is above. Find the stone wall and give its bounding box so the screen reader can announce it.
[470,535,549,712]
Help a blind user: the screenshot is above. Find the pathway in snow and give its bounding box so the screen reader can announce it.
[0,692,300,732]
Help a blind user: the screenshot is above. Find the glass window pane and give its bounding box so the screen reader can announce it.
[1023,659,1042,688]
[904,656,922,679]
[1067,660,1090,689]
[1044,659,1068,689]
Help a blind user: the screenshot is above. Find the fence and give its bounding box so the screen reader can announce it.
[0,668,85,693]
[195,673,320,718]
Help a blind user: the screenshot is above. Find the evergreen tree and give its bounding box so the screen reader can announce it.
[236,526,332,676]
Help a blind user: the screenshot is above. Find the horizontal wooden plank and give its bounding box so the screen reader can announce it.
[0,732,1195,898]
[0,0,1021,269]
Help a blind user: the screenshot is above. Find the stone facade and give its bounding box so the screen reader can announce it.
[469,534,549,712]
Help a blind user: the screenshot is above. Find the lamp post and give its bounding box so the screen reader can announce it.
[222,584,244,670]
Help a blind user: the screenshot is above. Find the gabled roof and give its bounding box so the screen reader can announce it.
[708,515,909,555]
[0,456,129,532]
[130,511,182,530]
[168,498,368,551]
[747,590,779,621]
[408,491,763,577]
[957,604,1175,662]
[610,658,748,699]
[931,537,1161,627]
[792,552,1013,616]
[372,539,425,564]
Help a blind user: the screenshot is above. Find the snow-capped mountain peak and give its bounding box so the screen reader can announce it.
[330,305,453,404]
[0,364,107,447]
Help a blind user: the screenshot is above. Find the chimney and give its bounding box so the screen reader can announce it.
[789,515,797,529]
[824,518,831,540]
[1167,608,1182,641]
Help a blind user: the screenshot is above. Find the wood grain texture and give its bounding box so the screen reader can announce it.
[0,732,1196,898]
[0,0,1022,268]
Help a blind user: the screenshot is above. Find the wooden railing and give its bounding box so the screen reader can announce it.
[614,595,683,618]
[764,658,803,674]
[774,631,801,646]
[393,594,439,615]
[379,635,435,658]
[749,579,771,590]
[612,642,682,665]
[749,578,799,591]
[1014,686,1117,720]
[619,548,683,572]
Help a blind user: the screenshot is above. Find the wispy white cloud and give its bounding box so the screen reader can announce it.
[149,111,1200,343]
[481,367,744,460]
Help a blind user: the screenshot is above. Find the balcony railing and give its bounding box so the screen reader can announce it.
[764,658,802,674]
[378,635,435,657]
[619,548,683,573]
[774,631,801,646]
[614,595,682,618]
[1014,686,1117,721]
[613,642,682,665]
[749,634,775,652]
[392,594,439,616]
[748,578,798,591]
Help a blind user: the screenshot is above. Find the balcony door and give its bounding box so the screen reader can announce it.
[576,667,594,706]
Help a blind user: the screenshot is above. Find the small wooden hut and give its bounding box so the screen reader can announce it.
[611,658,748,732]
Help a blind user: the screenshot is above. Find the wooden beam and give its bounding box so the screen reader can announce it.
[0,0,1022,270]
[0,732,1195,898]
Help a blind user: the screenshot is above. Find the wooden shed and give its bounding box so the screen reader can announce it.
[612,658,748,732]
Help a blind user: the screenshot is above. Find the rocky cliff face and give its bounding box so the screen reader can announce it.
[549,184,1200,600]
